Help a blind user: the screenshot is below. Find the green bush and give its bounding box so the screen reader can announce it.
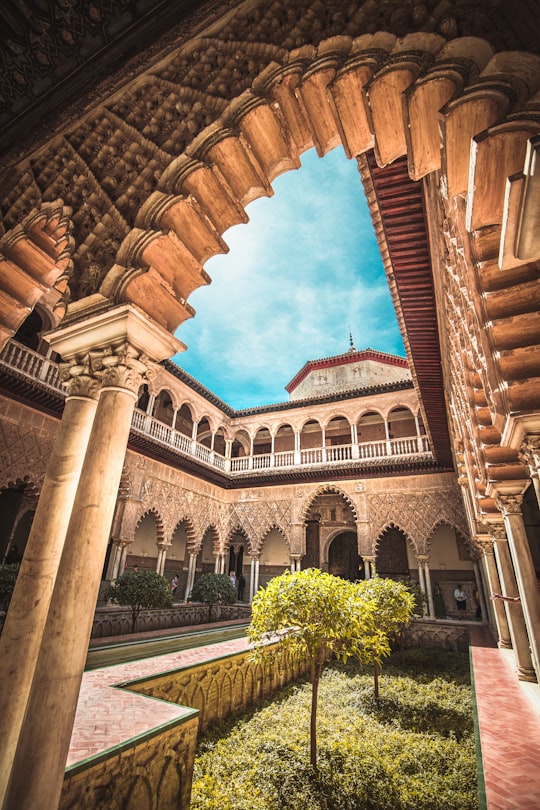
[189,573,237,621]
[191,649,478,810]
[104,569,172,632]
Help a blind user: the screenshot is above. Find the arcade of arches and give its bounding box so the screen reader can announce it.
[0,1,540,808]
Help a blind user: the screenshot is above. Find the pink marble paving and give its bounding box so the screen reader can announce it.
[67,636,250,768]
[469,625,540,810]
[70,622,540,810]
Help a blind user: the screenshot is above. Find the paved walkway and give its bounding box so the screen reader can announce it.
[469,624,540,810]
[68,622,540,808]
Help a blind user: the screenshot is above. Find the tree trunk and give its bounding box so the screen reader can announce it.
[310,661,321,773]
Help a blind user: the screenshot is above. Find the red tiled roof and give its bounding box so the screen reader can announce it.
[285,347,408,393]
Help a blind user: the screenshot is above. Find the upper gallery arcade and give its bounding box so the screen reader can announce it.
[0,1,539,809]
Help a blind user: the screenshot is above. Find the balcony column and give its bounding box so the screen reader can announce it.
[384,419,392,455]
[489,521,537,682]
[224,438,232,472]
[321,427,326,462]
[351,423,359,459]
[476,535,511,647]
[144,393,155,431]
[248,435,254,470]
[4,304,180,810]
[0,371,99,806]
[495,490,540,678]
[270,432,275,467]
[294,430,301,465]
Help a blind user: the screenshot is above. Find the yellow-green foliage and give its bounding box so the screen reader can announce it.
[191,650,478,810]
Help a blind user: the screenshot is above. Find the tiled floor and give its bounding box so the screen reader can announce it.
[469,624,540,810]
[68,622,540,808]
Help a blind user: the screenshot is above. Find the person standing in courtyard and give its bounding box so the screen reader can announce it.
[454,584,467,617]
[237,572,245,601]
[171,574,179,598]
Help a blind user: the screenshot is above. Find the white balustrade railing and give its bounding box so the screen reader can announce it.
[2,341,434,476]
[0,341,65,393]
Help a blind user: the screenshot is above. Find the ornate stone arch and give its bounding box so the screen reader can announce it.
[0,201,75,344]
[300,483,359,523]
[225,524,252,555]
[374,520,418,558]
[170,515,197,550]
[134,507,166,547]
[426,518,474,557]
[261,523,290,549]
[198,523,221,556]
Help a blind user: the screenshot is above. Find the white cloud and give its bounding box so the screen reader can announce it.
[174,147,404,408]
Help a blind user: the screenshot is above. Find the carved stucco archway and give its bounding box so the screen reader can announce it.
[0,9,539,522]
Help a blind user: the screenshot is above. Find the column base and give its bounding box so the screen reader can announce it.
[516,665,538,683]
[498,640,513,649]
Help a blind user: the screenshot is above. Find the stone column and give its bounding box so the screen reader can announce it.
[417,557,427,604]
[4,305,180,810]
[156,544,168,576]
[490,522,537,682]
[0,369,99,806]
[109,539,129,580]
[249,557,260,601]
[519,436,540,507]
[476,535,510,647]
[495,492,540,678]
[184,552,197,600]
[473,559,488,621]
[363,555,376,580]
[420,557,435,618]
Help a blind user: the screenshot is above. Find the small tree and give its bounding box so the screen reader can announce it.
[104,569,173,632]
[351,576,415,698]
[248,568,362,773]
[189,572,237,621]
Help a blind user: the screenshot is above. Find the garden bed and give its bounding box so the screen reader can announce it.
[191,648,478,810]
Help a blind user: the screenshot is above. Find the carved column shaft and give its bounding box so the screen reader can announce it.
[3,305,181,810]
[492,537,536,680]
[479,544,510,645]
[496,493,540,678]
[0,377,99,805]
[7,362,147,810]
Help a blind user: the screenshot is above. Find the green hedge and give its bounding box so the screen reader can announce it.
[191,649,478,810]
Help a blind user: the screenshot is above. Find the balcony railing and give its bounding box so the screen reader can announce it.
[0,340,65,393]
[1,340,434,476]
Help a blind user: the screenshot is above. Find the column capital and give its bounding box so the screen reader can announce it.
[488,522,507,541]
[51,305,182,396]
[416,554,430,563]
[495,493,524,516]
[474,534,494,552]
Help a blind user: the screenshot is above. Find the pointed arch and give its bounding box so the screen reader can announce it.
[300,484,359,523]
[134,507,166,546]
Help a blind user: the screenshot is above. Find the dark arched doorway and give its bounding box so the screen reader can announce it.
[375,527,410,578]
[328,531,361,581]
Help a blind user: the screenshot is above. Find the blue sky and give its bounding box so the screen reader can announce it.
[173,146,404,409]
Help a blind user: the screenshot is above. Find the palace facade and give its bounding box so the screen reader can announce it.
[0,1,539,808]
